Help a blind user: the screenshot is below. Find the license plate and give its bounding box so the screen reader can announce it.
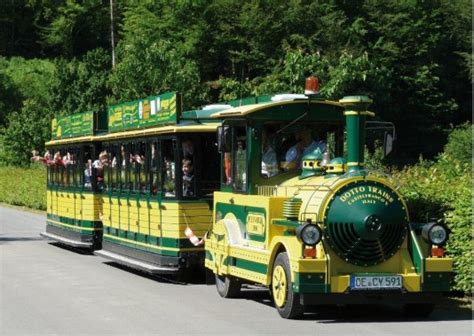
[350,275,402,290]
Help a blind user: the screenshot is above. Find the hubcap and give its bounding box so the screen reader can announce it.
[272,265,287,308]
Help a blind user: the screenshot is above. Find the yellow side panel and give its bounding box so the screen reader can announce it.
[149,229,161,237]
[80,193,102,221]
[293,259,327,273]
[129,204,139,232]
[159,202,211,210]
[47,190,54,214]
[100,198,211,238]
[104,197,119,229]
[403,274,421,292]
[119,199,129,229]
[229,266,266,284]
[47,191,102,222]
[229,246,270,265]
[330,275,350,293]
[138,202,149,227]
[73,194,81,219]
[425,258,453,272]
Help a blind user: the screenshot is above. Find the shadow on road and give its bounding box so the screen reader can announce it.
[239,287,471,322]
[303,300,472,323]
[101,261,211,286]
[0,235,45,244]
[47,242,95,255]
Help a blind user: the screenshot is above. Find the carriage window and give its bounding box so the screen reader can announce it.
[118,144,131,191]
[181,137,195,198]
[65,148,72,187]
[47,161,53,186]
[103,144,114,192]
[57,148,67,187]
[130,142,147,193]
[109,144,119,192]
[161,139,176,198]
[150,141,160,195]
[71,147,80,188]
[64,147,77,188]
[83,146,93,191]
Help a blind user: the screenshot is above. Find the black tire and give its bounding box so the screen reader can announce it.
[215,274,241,298]
[402,303,435,318]
[271,252,304,319]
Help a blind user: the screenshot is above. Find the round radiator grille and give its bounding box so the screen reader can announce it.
[325,220,406,266]
[322,180,407,266]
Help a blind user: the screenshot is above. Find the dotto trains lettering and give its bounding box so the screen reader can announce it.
[340,185,395,206]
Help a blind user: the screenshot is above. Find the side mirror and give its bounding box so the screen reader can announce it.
[384,132,394,156]
[366,121,396,157]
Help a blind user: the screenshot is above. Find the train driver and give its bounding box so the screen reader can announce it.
[284,125,326,170]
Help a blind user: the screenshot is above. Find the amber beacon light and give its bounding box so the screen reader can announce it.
[305,75,320,95]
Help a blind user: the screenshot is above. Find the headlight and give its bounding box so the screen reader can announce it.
[422,222,449,246]
[296,223,322,246]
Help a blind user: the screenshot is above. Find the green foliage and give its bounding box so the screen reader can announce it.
[0,0,42,57]
[0,71,22,127]
[0,166,46,210]
[39,0,111,57]
[0,57,56,104]
[364,144,386,172]
[443,123,472,164]
[109,39,204,108]
[393,125,472,293]
[109,3,207,107]
[1,100,52,166]
[50,48,111,115]
[0,57,56,165]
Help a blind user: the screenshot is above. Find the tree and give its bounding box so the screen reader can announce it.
[50,48,111,115]
[38,0,111,58]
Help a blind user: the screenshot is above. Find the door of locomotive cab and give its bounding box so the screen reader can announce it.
[216,121,267,247]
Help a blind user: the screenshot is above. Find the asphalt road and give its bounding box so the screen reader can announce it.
[0,205,471,336]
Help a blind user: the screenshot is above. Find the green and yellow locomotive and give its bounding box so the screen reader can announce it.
[205,81,453,318]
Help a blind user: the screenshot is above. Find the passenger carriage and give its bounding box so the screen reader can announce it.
[92,92,221,276]
[41,111,106,249]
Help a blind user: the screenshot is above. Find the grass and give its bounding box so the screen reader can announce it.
[0,165,46,210]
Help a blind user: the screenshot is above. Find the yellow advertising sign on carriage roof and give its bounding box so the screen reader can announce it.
[51,111,94,140]
[108,92,180,132]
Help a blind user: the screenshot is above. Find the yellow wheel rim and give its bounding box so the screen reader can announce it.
[272,265,287,308]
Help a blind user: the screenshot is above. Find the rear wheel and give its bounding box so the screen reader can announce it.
[215,274,241,298]
[403,303,435,318]
[271,252,304,319]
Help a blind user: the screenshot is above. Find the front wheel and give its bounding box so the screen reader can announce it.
[215,274,240,298]
[271,252,304,319]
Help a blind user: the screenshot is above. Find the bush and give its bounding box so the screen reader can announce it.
[443,122,472,165]
[0,166,46,210]
[393,124,472,293]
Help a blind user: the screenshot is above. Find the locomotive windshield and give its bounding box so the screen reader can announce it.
[260,121,344,179]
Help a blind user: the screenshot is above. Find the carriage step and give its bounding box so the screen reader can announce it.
[94,250,179,274]
[40,232,93,248]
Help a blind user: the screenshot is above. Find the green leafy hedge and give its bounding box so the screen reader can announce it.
[393,124,472,293]
[0,166,46,210]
